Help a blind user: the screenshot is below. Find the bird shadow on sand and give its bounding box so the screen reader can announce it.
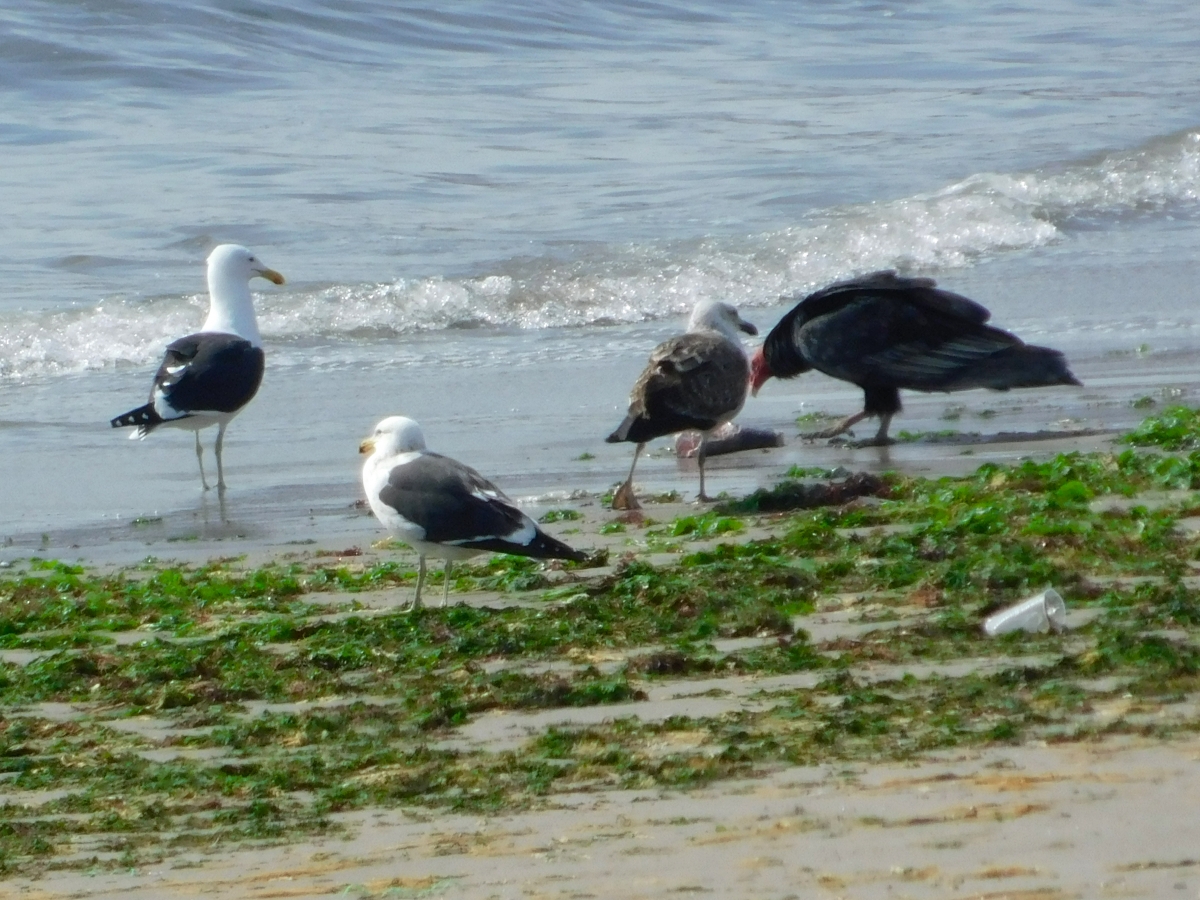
[0,492,262,564]
[192,491,262,540]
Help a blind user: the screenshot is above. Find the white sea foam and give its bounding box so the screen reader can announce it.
[4,131,1200,381]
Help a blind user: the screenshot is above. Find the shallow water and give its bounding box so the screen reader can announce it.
[2,1,1200,550]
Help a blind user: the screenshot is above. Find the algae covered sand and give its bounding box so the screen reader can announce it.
[4,410,1200,897]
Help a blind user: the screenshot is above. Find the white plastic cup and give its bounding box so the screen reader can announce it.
[983,588,1067,636]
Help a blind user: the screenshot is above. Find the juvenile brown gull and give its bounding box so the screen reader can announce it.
[606,300,757,510]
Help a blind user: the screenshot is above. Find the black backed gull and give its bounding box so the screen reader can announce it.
[360,416,587,610]
[111,244,285,492]
[606,300,757,509]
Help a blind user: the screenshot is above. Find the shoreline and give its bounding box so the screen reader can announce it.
[8,5,1200,893]
[5,257,1200,895]
[9,243,1200,564]
[1,341,1183,570]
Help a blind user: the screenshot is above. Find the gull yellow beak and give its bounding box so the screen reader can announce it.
[256,267,286,285]
[359,437,375,455]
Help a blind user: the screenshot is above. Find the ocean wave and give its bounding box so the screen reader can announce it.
[0,1,718,95]
[3,129,1199,381]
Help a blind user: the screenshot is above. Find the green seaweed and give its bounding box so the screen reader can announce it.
[1121,405,1200,450]
[5,412,1200,875]
[538,509,582,523]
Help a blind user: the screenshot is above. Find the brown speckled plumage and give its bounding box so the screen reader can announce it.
[606,300,756,508]
[610,331,750,444]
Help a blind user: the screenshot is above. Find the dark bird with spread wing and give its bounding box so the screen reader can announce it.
[750,271,1080,445]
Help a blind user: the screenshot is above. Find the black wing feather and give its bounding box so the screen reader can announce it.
[378,454,524,545]
[795,271,991,326]
[763,270,1078,393]
[153,333,265,414]
[378,454,585,561]
[798,297,1020,391]
[762,270,994,381]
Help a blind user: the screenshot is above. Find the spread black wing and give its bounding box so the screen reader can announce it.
[764,271,1076,393]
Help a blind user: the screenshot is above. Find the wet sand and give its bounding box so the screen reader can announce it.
[8,247,1200,565]
[1,339,1191,570]
[9,736,1199,900]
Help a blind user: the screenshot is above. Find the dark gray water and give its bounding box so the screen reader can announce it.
[3,0,1200,543]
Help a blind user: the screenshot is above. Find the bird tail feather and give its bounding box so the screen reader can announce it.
[948,345,1082,391]
[522,531,588,563]
[606,415,637,444]
[111,403,164,439]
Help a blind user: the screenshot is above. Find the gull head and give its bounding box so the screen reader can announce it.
[360,416,427,458]
[207,244,285,287]
[688,300,757,342]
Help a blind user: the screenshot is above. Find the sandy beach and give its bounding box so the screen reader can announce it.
[8,281,1200,900]
[10,736,1200,899]
[7,288,1200,568]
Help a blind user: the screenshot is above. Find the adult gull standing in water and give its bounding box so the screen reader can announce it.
[111,244,285,492]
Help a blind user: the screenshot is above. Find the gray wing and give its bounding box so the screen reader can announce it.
[378,453,586,561]
[378,453,526,546]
